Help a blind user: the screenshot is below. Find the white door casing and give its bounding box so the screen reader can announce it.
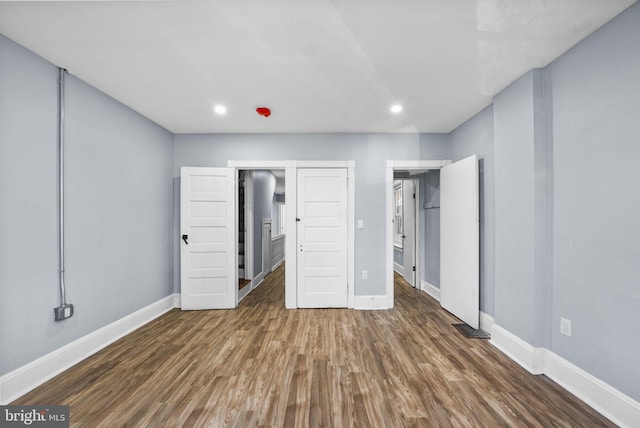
[402,179,416,287]
[262,219,272,276]
[297,168,348,308]
[440,155,480,329]
[180,167,236,310]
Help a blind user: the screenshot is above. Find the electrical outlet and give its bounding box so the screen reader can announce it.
[362,270,368,280]
[54,303,74,321]
[560,317,572,337]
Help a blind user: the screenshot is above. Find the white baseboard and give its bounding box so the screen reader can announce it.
[238,284,251,302]
[271,257,284,272]
[490,324,545,375]
[420,280,440,301]
[490,323,640,428]
[252,271,265,289]
[353,295,391,310]
[479,312,494,334]
[544,351,640,428]
[173,293,181,308]
[238,272,267,302]
[393,262,404,276]
[0,294,178,405]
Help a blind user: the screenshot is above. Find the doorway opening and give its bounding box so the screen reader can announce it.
[391,170,441,299]
[230,160,355,309]
[237,169,286,302]
[386,158,480,329]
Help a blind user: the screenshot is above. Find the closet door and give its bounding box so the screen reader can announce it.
[440,155,479,329]
[297,168,348,308]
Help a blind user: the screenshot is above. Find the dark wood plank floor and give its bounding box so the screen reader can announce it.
[14,265,614,427]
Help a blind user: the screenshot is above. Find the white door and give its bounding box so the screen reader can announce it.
[402,179,416,287]
[440,155,480,329]
[180,167,236,310]
[297,168,348,308]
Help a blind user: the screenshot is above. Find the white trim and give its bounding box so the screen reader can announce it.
[490,323,640,427]
[228,160,289,169]
[490,324,545,374]
[252,271,266,289]
[243,170,254,282]
[544,351,640,428]
[0,294,178,405]
[173,293,181,308]
[271,234,286,272]
[421,280,440,301]
[238,284,252,302]
[413,179,421,294]
[261,219,273,276]
[386,165,395,308]
[479,312,494,334]
[296,160,354,168]
[284,161,297,308]
[353,295,391,310]
[393,261,404,276]
[386,160,451,310]
[387,160,451,169]
[272,258,284,272]
[347,164,355,309]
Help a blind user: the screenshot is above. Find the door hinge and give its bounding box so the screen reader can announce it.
[413,193,416,199]
[412,266,416,272]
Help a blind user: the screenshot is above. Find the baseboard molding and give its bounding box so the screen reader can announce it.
[490,324,545,375]
[393,262,404,276]
[479,312,494,334]
[238,284,251,302]
[252,271,265,289]
[271,257,284,272]
[0,294,178,405]
[353,295,391,310]
[490,323,640,428]
[420,280,440,301]
[544,351,640,428]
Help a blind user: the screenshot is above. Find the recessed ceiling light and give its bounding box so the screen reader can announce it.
[390,104,403,114]
[213,105,227,115]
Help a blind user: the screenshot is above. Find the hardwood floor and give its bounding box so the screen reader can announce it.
[14,265,614,427]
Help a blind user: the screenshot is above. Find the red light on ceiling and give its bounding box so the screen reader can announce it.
[256,107,271,117]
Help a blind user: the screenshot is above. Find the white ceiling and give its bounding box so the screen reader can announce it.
[0,0,635,134]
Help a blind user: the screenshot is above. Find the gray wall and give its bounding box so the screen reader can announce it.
[252,170,277,276]
[492,70,540,345]
[450,105,495,315]
[0,35,174,375]
[548,2,640,401]
[420,171,440,288]
[172,133,451,295]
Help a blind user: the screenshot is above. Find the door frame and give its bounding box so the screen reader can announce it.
[261,219,272,277]
[399,178,419,287]
[386,160,450,308]
[228,160,355,309]
[243,171,254,281]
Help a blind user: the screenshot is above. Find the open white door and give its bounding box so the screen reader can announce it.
[297,168,348,308]
[440,155,479,329]
[180,167,236,310]
[402,179,417,287]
